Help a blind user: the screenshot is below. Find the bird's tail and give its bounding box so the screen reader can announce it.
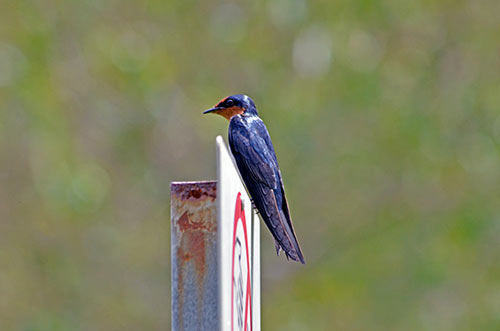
[277,211,305,264]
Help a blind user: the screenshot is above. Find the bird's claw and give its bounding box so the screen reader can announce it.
[250,199,258,212]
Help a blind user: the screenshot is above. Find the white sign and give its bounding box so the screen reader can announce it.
[217,136,260,331]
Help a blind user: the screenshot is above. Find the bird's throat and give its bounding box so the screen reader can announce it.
[217,106,245,121]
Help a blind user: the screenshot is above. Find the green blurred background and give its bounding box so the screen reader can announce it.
[1,0,500,330]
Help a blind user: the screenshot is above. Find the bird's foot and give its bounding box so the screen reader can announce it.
[252,203,259,212]
[250,198,257,211]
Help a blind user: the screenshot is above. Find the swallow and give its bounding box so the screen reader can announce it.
[204,94,305,264]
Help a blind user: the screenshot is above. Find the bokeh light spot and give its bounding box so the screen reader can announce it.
[292,26,332,78]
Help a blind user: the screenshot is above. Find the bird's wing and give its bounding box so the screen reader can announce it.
[230,128,278,190]
[230,122,304,263]
[251,122,304,261]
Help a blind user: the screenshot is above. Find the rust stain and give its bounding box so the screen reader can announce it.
[176,213,207,292]
[177,210,216,233]
[171,181,217,202]
[176,212,209,330]
[171,181,217,330]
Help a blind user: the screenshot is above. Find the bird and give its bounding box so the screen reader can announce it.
[203,94,305,264]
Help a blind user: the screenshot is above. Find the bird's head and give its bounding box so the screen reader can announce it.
[203,94,258,120]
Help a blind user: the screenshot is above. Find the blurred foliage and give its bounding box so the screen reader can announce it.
[1,0,500,330]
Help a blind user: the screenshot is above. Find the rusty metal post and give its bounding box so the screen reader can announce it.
[171,136,260,331]
[171,181,218,331]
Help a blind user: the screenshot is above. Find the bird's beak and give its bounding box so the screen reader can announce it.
[203,106,222,114]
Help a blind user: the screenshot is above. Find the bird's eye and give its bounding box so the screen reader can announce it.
[225,99,234,107]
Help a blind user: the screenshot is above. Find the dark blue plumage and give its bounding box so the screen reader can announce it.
[204,94,305,263]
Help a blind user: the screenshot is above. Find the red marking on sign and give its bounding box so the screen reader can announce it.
[231,193,252,331]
